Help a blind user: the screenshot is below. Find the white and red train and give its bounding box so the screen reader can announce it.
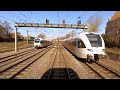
[62,32,106,62]
[34,38,52,49]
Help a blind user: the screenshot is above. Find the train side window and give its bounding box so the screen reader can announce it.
[70,40,74,46]
[41,41,44,43]
[73,40,76,46]
[77,39,86,48]
[74,38,78,47]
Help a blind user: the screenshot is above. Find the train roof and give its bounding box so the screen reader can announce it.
[34,38,52,41]
[79,31,99,35]
[63,31,100,41]
[34,38,42,39]
[75,31,100,37]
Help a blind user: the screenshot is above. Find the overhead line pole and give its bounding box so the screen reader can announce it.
[15,26,18,52]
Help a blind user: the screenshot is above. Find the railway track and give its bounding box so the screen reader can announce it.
[0,47,35,59]
[0,48,37,63]
[0,47,9,50]
[61,44,104,79]
[0,46,33,53]
[86,62,120,79]
[62,41,120,79]
[0,46,52,79]
[41,43,79,79]
[61,46,80,79]
[74,61,103,79]
[47,45,71,79]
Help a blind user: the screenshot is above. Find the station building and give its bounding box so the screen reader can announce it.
[105,11,120,46]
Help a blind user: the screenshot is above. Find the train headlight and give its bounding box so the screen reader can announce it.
[87,49,93,52]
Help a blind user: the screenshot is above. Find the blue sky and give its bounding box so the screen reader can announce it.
[0,11,115,39]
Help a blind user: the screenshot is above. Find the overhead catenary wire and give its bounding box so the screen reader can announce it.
[0,16,16,23]
[69,11,88,34]
[0,12,32,30]
[0,15,17,30]
[9,11,27,22]
[5,11,35,38]
[79,11,102,32]
[64,11,69,24]
[27,11,33,22]
[83,11,102,25]
[33,12,48,37]
[18,11,34,23]
[57,11,60,39]
[17,11,40,37]
[71,11,88,25]
[72,16,81,25]
[67,11,69,23]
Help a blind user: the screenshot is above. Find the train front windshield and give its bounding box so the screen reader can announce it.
[86,34,102,47]
[35,39,40,43]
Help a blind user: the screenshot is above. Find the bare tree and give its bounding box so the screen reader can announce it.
[0,21,13,41]
[0,25,4,41]
[65,33,71,38]
[87,15,102,32]
[2,21,13,33]
[70,30,76,37]
[65,30,77,39]
[37,33,46,39]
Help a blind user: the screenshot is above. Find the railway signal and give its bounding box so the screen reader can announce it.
[46,19,49,25]
[78,20,81,26]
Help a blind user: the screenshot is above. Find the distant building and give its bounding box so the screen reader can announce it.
[105,11,120,45]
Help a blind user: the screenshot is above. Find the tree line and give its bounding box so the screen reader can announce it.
[101,34,120,48]
[0,20,14,42]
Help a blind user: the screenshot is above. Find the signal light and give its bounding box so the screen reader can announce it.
[46,19,49,25]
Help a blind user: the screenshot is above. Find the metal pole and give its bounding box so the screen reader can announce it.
[15,27,18,52]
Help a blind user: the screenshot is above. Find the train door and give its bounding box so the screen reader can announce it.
[75,38,86,58]
[70,39,75,54]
